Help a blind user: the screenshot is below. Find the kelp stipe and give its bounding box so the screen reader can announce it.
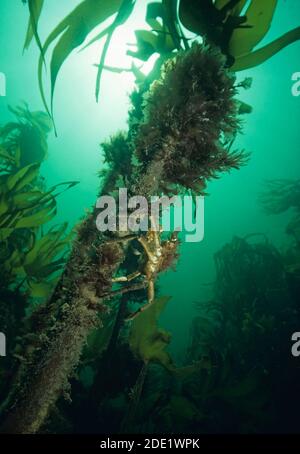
[133,44,246,194]
[0,44,245,433]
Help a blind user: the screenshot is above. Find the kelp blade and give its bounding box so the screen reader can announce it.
[232,26,300,71]
[23,0,44,54]
[38,0,122,123]
[229,0,278,58]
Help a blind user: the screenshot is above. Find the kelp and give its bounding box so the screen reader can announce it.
[215,0,248,15]
[260,179,300,278]
[36,0,128,123]
[228,0,278,58]
[11,0,300,435]
[23,224,74,298]
[179,0,250,60]
[260,179,300,215]
[95,0,136,102]
[179,234,300,433]
[133,44,246,192]
[33,0,181,119]
[1,164,53,234]
[0,104,52,169]
[127,1,182,62]
[100,132,133,189]
[23,0,44,61]
[0,107,79,418]
[0,162,77,237]
[22,0,299,132]
[0,107,78,296]
[0,44,247,433]
[101,62,146,86]
[231,26,300,71]
[129,296,173,369]
[179,0,300,71]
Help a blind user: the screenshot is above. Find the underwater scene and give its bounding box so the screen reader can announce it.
[0,0,300,444]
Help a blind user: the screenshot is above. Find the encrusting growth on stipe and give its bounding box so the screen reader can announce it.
[133,44,246,195]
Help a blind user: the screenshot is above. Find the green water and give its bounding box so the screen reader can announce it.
[1,0,300,435]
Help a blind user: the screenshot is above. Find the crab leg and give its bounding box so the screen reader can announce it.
[138,236,153,259]
[125,279,156,321]
[112,270,141,283]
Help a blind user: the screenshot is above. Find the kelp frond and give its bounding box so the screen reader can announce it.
[259,179,300,215]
